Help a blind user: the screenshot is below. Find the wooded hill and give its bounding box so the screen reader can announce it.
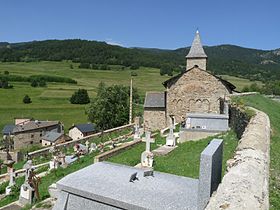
[0,40,279,81]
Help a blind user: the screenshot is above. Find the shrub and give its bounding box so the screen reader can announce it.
[130,63,139,70]
[23,95,32,104]
[131,71,138,77]
[4,71,9,75]
[31,80,38,87]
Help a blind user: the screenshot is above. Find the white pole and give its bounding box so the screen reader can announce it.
[129,78,133,124]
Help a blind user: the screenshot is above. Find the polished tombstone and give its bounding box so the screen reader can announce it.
[53,139,223,210]
[141,131,154,168]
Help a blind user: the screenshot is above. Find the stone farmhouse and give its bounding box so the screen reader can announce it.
[2,118,63,151]
[68,123,96,140]
[144,31,236,131]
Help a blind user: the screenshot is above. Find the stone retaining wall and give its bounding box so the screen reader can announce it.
[229,105,250,139]
[206,108,270,210]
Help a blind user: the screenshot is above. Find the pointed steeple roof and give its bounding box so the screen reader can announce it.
[186,30,207,58]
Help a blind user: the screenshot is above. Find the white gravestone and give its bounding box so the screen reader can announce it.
[166,116,176,147]
[19,161,35,205]
[141,132,154,168]
[89,143,97,153]
[134,124,141,140]
[5,168,16,195]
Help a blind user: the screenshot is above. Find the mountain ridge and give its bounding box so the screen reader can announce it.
[0,39,279,81]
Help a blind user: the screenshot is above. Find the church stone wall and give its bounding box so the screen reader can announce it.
[186,58,207,70]
[166,67,230,123]
[144,108,166,131]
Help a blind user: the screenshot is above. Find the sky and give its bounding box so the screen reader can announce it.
[0,0,279,50]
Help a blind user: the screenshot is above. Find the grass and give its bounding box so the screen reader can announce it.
[108,130,238,178]
[0,61,259,131]
[219,75,263,91]
[240,94,280,210]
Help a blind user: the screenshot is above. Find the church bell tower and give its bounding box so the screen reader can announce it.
[186,30,207,70]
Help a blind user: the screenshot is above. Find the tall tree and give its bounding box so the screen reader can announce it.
[86,83,131,130]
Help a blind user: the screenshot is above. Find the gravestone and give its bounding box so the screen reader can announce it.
[198,139,223,210]
[74,143,88,155]
[3,150,16,196]
[141,131,154,168]
[166,115,176,147]
[19,160,35,205]
[133,124,141,141]
[89,143,97,153]
[49,156,59,170]
[5,168,15,195]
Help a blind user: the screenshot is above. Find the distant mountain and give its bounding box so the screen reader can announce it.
[0,39,279,81]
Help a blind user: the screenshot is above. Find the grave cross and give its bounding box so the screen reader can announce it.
[145,131,151,152]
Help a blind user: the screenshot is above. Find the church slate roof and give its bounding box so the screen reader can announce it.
[144,92,165,108]
[162,66,236,93]
[186,30,207,58]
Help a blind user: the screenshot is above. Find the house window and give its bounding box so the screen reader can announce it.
[40,140,42,143]
[30,141,33,144]
[31,134,34,138]
[45,143,47,146]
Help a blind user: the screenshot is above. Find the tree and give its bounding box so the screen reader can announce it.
[160,64,173,76]
[70,89,90,104]
[86,83,131,130]
[23,95,32,104]
[4,71,9,75]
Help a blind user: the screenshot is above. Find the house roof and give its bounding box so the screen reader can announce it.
[186,30,207,58]
[74,123,95,133]
[42,131,63,143]
[13,120,60,133]
[162,66,236,92]
[144,92,165,108]
[2,124,16,135]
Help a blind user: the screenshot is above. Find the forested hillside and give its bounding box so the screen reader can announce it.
[0,40,279,81]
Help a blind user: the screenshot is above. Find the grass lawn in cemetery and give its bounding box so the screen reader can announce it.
[108,130,238,179]
[0,61,260,131]
[239,94,280,209]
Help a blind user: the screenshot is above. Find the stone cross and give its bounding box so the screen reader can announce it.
[8,168,16,187]
[145,131,151,152]
[23,160,33,184]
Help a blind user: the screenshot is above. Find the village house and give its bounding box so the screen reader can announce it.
[144,31,236,131]
[2,118,64,151]
[68,123,96,140]
[41,131,71,146]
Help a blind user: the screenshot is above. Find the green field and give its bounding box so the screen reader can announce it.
[0,61,259,131]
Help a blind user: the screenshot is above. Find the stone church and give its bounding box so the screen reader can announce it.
[144,31,236,131]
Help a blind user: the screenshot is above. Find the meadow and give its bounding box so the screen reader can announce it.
[0,61,258,131]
